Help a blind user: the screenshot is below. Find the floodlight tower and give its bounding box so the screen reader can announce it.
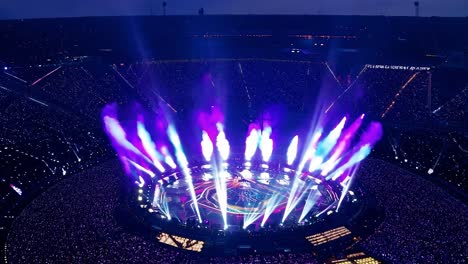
[414,1,420,17]
[198,8,205,16]
[162,1,167,16]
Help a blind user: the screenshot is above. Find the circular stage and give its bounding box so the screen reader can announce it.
[132,156,364,236]
[132,158,373,256]
[152,160,341,230]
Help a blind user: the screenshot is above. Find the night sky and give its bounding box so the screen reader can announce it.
[0,0,467,19]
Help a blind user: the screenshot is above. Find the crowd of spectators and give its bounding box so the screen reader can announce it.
[332,65,467,191]
[1,58,467,263]
[6,161,161,264]
[374,127,467,192]
[331,66,432,122]
[0,13,466,264]
[0,60,465,211]
[358,159,467,263]
[6,160,321,264]
[117,59,336,116]
[0,64,118,241]
[6,158,466,263]
[431,67,468,125]
[124,60,467,191]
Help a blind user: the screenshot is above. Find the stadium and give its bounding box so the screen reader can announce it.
[0,8,467,264]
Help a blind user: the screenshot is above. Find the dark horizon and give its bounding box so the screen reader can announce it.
[1,0,467,20]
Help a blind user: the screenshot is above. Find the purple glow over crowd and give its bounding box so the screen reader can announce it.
[102,102,382,228]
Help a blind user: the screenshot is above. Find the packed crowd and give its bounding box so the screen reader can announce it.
[6,158,466,263]
[6,161,160,264]
[331,66,431,122]
[331,65,467,191]
[117,60,337,116]
[358,159,468,263]
[0,65,117,236]
[374,127,467,191]
[4,61,466,131]
[5,64,131,120]
[5,161,321,264]
[431,67,468,125]
[119,60,467,132]
[0,59,466,216]
[1,59,467,263]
